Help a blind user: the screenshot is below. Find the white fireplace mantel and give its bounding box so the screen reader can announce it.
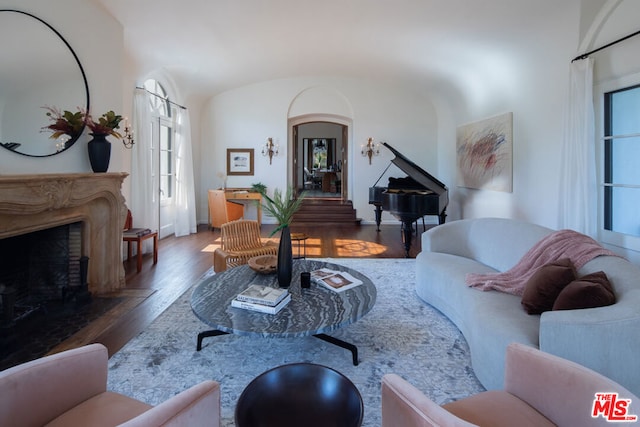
[0,173,128,294]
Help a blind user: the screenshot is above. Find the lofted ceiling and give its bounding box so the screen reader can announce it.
[94,0,581,103]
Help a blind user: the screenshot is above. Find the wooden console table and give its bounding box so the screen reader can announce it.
[224,188,262,226]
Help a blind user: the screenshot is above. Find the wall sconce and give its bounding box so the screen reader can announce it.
[262,137,278,164]
[361,137,380,164]
[122,118,134,149]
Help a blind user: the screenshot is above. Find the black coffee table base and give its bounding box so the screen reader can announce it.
[196,330,359,366]
[313,333,359,366]
[196,329,229,351]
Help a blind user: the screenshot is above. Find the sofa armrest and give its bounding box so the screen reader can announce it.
[539,301,640,398]
[504,342,638,427]
[421,220,473,256]
[381,374,477,427]
[0,343,108,427]
[119,380,221,427]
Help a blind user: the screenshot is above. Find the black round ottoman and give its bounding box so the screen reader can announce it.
[235,363,363,427]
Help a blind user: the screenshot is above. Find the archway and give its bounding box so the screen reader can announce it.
[287,86,354,201]
[292,121,348,200]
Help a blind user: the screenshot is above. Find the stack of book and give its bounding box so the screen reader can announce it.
[231,284,291,314]
[123,228,153,237]
[310,268,363,292]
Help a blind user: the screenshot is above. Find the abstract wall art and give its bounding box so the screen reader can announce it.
[456,112,513,192]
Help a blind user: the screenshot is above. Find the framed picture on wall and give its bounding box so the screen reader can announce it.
[227,148,254,176]
[456,112,513,193]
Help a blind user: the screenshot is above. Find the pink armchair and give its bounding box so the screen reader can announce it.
[0,343,220,427]
[382,342,639,427]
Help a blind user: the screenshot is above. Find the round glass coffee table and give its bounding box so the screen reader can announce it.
[191,259,376,365]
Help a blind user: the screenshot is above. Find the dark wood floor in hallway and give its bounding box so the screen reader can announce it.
[50,222,427,358]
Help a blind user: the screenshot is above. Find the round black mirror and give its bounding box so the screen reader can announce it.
[0,10,89,157]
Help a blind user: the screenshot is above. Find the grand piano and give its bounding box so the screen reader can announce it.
[369,142,448,257]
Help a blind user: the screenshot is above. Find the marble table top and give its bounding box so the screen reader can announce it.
[191,259,377,338]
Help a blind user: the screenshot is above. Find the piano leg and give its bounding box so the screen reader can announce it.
[439,210,447,225]
[401,220,413,258]
[374,205,383,232]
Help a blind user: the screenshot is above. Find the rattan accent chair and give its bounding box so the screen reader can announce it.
[214,219,278,272]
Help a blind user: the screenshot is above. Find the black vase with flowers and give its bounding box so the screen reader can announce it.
[258,186,306,288]
[277,225,293,287]
[43,107,125,173]
[85,110,123,173]
[87,134,111,172]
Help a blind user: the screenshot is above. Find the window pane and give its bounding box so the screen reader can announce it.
[160,125,171,150]
[160,175,171,201]
[160,152,168,175]
[609,86,640,135]
[608,136,640,184]
[607,187,640,237]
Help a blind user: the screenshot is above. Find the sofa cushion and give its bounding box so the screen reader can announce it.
[552,271,616,311]
[442,390,555,427]
[45,392,152,427]
[521,258,576,314]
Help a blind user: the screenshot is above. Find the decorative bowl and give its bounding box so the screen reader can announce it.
[248,254,277,274]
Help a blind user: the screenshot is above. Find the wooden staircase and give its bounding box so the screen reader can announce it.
[291,198,361,226]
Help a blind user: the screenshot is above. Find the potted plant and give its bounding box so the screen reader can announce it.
[43,107,126,172]
[85,110,124,173]
[258,186,306,287]
[258,186,304,235]
[85,110,124,139]
[250,182,267,194]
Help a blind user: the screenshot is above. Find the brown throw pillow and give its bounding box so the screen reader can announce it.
[552,271,616,310]
[521,258,577,314]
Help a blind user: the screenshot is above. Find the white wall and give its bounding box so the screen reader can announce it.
[434,2,581,230]
[0,0,125,179]
[200,77,438,224]
[199,3,586,231]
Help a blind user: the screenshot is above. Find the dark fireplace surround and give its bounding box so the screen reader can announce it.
[0,173,128,297]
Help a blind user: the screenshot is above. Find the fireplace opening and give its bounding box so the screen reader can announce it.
[0,222,98,365]
[0,222,90,323]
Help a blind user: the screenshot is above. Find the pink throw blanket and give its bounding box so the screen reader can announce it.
[465,229,619,296]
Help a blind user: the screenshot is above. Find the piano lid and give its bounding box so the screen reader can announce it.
[382,142,448,195]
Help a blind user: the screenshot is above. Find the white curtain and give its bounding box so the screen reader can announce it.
[130,88,158,252]
[174,108,197,236]
[558,58,596,237]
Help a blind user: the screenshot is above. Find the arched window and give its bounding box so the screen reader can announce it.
[144,79,175,205]
[144,79,170,117]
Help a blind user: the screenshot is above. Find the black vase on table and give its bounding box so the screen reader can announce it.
[87,134,111,173]
[277,225,293,287]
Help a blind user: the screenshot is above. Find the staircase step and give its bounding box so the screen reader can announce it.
[291,198,361,225]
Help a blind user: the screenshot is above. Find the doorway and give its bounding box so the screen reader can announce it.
[293,122,348,200]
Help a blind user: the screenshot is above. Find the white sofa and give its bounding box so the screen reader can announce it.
[416,217,640,395]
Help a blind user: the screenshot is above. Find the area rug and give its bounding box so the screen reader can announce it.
[107,258,485,426]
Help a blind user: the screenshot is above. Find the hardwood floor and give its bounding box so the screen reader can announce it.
[50,222,426,358]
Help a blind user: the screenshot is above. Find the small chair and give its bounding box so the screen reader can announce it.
[235,363,363,427]
[381,342,640,427]
[208,189,244,230]
[122,209,158,273]
[213,219,278,272]
[0,343,221,426]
